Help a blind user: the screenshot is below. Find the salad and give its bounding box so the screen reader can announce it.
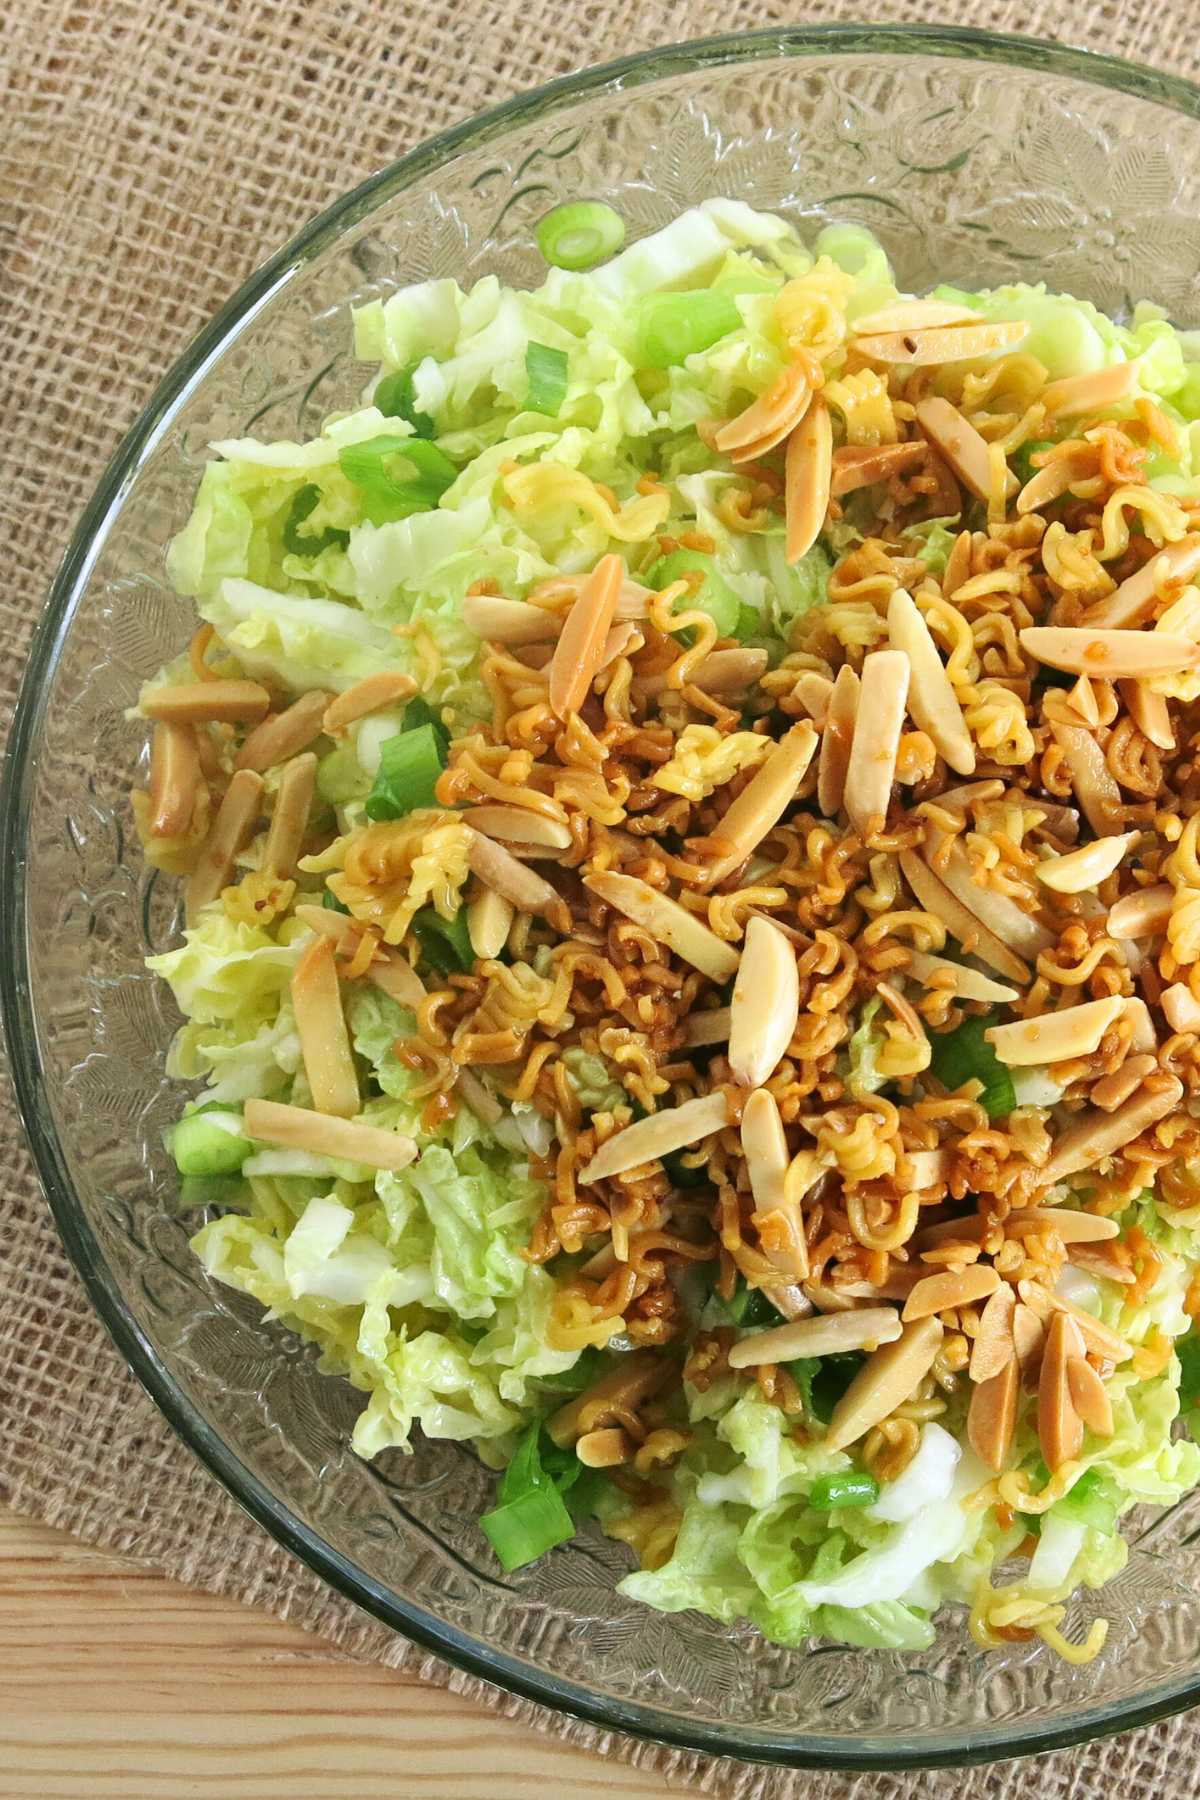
[137,195,1200,1662]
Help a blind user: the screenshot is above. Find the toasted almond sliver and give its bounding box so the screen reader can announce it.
[575,1426,634,1468]
[291,934,359,1119]
[322,672,419,734]
[858,320,1028,367]
[466,829,565,926]
[984,994,1126,1067]
[727,1306,902,1370]
[293,903,426,1005]
[902,1147,953,1191]
[831,441,926,498]
[1018,1279,1133,1364]
[148,721,202,837]
[455,1067,503,1127]
[817,663,859,820]
[914,1210,988,1250]
[636,646,770,700]
[914,396,997,502]
[843,649,910,836]
[1038,1310,1087,1472]
[1084,537,1200,629]
[547,1353,669,1447]
[741,1088,789,1217]
[904,950,1018,1005]
[886,587,975,776]
[467,885,515,961]
[1012,1302,1046,1373]
[729,917,800,1088]
[597,620,641,672]
[824,1317,944,1451]
[681,1006,731,1047]
[1067,1357,1115,1436]
[585,871,739,982]
[243,1098,416,1172]
[1042,362,1139,420]
[934,779,1005,813]
[898,849,1029,986]
[852,298,983,336]
[462,805,572,850]
[1107,883,1173,940]
[1123,996,1158,1052]
[143,679,271,726]
[579,1091,729,1184]
[461,593,560,644]
[793,671,834,726]
[1009,1207,1120,1244]
[1066,1244,1137,1285]
[548,552,623,720]
[262,752,317,881]
[968,1355,1020,1471]
[705,721,818,886]
[1022,626,1199,680]
[1163,982,1200,1033]
[925,833,1053,958]
[785,396,833,564]
[1119,679,1175,751]
[185,769,265,922]
[1051,716,1127,838]
[1036,833,1134,894]
[764,1284,813,1322]
[902,1263,1000,1322]
[236,689,330,772]
[715,361,812,456]
[1016,448,1095,517]
[969,1281,1016,1383]
[1039,1075,1183,1186]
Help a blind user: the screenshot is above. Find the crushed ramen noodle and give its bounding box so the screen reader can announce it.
[139,200,1200,1663]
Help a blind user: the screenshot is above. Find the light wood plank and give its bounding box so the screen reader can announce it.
[0,1511,679,1798]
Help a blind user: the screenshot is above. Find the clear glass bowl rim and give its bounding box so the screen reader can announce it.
[8,22,1200,1771]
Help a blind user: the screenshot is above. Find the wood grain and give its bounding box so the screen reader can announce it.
[0,1511,680,1799]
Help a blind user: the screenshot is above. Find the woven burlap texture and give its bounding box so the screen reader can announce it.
[6,0,1200,1792]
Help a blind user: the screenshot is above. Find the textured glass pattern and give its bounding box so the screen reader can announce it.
[11,30,1200,1769]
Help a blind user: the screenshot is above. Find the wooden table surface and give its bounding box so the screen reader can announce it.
[0,1509,682,1798]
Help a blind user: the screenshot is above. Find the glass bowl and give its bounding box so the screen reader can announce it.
[10,23,1200,1773]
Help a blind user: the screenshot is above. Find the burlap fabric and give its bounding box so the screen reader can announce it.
[6,1,1200,1792]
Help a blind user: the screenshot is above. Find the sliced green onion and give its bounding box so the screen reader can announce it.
[735,602,762,640]
[337,434,457,526]
[364,724,446,821]
[170,1109,251,1177]
[928,1014,1016,1119]
[634,291,742,369]
[412,906,474,976]
[648,549,742,638]
[400,694,451,756]
[525,342,570,416]
[708,1278,778,1329]
[374,366,435,439]
[808,1470,880,1511]
[481,1485,575,1572]
[322,888,351,915]
[316,743,370,806]
[535,201,625,271]
[796,1352,866,1424]
[173,1172,247,1214]
[1047,1467,1123,1535]
[281,484,350,557]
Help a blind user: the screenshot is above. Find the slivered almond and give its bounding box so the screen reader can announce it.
[1107,883,1173,939]
[915,396,998,501]
[462,593,559,644]
[831,441,927,497]
[322,672,419,733]
[741,1088,789,1215]
[1038,1075,1183,1185]
[1022,625,1200,679]
[1084,537,1200,629]
[1036,833,1134,894]
[1119,679,1175,751]
[463,805,572,850]
[817,663,859,819]
[1163,982,1200,1033]
[456,1067,503,1126]
[1123,996,1157,1052]
[585,871,739,981]
[887,587,974,775]
[902,1263,1000,1322]
[729,917,800,1087]
[1016,448,1095,517]
[984,994,1125,1067]
[794,671,834,725]
[1042,362,1138,419]
[681,1006,731,1047]
[262,752,317,881]
[293,903,427,1007]
[236,689,330,772]
[291,934,359,1118]
[843,649,909,835]
[575,1426,634,1468]
[727,1306,902,1370]
[636,647,770,699]
[704,721,818,885]
[716,361,812,457]
[914,1211,988,1250]
[785,396,833,563]
[1008,1207,1120,1244]
[904,950,1018,1005]
[597,620,641,671]
[1046,717,1125,837]
[466,829,565,926]
[243,1098,416,1171]
[853,298,983,335]
[824,1316,944,1451]
[1012,1302,1046,1373]
[970,1282,1016,1383]
[968,1355,1019,1471]
[148,721,202,837]
[549,552,623,719]
[143,679,271,726]
[924,833,1053,958]
[1067,1358,1115,1436]
[1066,1245,1136,1284]
[763,1284,813,1322]
[1018,1279,1133,1364]
[468,885,514,960]
[1034,800,1081,843]
[185,769,265,922]
[902,1147,953,1190]
[858,319,1028,366]
[546,1353,668,1447]
[1038,1310,1087,1472]
[898,849,1029,985]
[579,1091,729,1184]
[1090,1053,1158,1113]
